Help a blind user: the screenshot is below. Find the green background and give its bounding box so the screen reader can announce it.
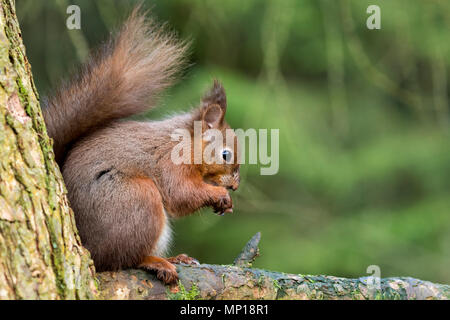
[17,0,450,284]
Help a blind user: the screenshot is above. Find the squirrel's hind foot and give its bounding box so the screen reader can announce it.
[138,256,178,284]
[167,253,200,266]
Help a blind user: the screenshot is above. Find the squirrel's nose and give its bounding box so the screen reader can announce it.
[229,182,239,191]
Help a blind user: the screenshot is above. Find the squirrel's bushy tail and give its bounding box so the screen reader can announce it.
[43,8,188,163]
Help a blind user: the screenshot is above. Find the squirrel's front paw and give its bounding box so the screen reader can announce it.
[212,191,233,216]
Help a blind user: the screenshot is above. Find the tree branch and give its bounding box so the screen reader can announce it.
[97,264,450,300]
[97,234,450,300]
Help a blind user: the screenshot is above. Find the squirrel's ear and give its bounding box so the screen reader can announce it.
[202,80,227,112]
[202,104,224,129]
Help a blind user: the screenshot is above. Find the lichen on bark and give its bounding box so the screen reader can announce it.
[0,0,97,299]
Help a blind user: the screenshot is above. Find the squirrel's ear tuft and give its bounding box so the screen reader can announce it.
[202,104,224,129]
[202,80,227,112]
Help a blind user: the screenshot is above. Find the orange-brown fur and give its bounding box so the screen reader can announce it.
[138,256,178,284]
[42,8,240,284]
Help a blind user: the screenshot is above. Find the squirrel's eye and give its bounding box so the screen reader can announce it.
[222,150,232,163]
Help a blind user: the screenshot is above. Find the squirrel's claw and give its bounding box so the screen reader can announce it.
[217,208,233,216]
[213,192,233,215]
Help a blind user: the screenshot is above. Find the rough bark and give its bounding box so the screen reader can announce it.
[97,234,450,300]
[0,0,97,299]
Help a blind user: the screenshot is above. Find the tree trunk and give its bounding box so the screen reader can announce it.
[0,0,97,299]
[0,0,448,301]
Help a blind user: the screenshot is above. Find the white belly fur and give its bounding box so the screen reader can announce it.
[153,209,172,257]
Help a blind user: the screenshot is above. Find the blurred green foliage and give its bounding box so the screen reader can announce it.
[17,0,450,283]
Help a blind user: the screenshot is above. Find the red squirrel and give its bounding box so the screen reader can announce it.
[42,9,240,284]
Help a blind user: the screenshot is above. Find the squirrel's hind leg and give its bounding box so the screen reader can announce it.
[139,256,178,284]
[138,254,200,284]
[80,174,170,272]
[167,254,200,266]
